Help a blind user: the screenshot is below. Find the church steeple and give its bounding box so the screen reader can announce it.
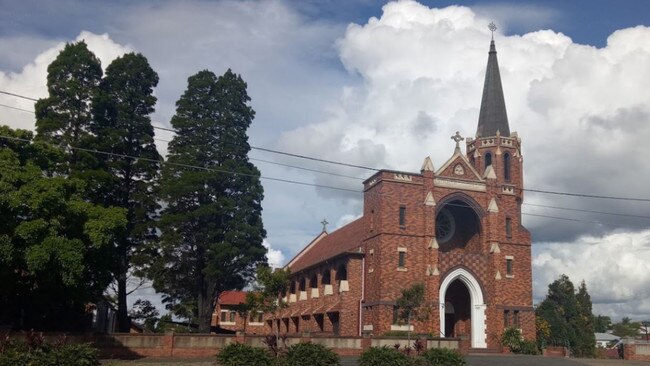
[476,33,510,137]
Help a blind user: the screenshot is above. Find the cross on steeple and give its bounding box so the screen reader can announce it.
[488,22,497,40]
[451,131,464,153]
[320,219,329,232]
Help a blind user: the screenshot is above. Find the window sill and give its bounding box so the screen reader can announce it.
[506,274,514,278]
[249,322,264,326]
[397,267,407,272]
[220,322,236,326]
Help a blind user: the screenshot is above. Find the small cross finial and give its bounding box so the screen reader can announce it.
[320,219,329,232]
[451,131,464,153]
[488,22,497,40]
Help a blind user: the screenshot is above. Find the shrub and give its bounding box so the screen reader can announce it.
[516,339,539,355]
[0,333,99,366]
[283,343,340,366]
[419,348,466,366]
[501,327,522,351]
[500,327,538,355]
[358,346,411,366]
[216,343,274,366]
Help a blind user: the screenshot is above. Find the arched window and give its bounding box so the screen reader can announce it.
[309,274,318,288]
[299,278,306,291]
[503,153,511,181]
[485,152,492,169]
[322,269,331,285]
[290,281,296,294]
[335,263,347,281]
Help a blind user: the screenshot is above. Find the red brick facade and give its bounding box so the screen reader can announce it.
[278,40,534,351]
[211,291,266,334]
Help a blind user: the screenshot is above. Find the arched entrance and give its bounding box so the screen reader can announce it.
[439,268,487,348]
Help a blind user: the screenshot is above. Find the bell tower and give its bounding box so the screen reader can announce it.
[466,30,523,200]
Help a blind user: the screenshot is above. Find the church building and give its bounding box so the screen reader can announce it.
[276,37,534,350]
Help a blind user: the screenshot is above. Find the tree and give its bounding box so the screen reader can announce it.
[150,69,267,332]
[535,274,595,357]
[593,315,612,333]
[612,317,641,338]
[35,41,102,174]
[91,52,160,332]
[574,281,596,357]
[129,299,160,332]
[0,126,126,330]
[247,266,290,340]
[395,282,428,345]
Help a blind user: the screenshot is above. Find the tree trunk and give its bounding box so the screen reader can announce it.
[117,272,130,332]
[197,289,214,333]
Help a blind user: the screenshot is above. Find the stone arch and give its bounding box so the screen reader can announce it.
[436,192,485,219]
[439,267,487,348]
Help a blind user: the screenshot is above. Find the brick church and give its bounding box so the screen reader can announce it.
[276,37,534,350]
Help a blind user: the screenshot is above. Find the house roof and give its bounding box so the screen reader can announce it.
[595,333,620,341]
[218,291,247,305]
[286,218,366,273]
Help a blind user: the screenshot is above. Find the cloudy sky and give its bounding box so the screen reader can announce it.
[2,0,650,321]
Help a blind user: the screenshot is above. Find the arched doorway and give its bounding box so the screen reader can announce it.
[439,268,487,348]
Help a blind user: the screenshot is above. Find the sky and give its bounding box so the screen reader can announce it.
[1,0,650,322]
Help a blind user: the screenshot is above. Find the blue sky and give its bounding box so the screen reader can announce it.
[2,0,650,320]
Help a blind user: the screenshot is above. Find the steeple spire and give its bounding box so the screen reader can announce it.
[476,26,510,138]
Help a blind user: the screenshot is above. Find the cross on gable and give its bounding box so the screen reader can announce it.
[320,219,329,232]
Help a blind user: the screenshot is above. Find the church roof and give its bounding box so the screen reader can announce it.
[286,218,366,273]
[476,39,510,137]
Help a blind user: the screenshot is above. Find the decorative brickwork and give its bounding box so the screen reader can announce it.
[278,39,534,352]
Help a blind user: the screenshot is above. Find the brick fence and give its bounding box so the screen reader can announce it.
[623,339,650,361]
[5,332,463,359]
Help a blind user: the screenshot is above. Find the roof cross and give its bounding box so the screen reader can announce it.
[320,218,329,232]
[488,22,497,40]
[451,131,464,153]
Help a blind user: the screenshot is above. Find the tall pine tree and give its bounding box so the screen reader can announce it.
[35,41,102,174]
[151,70,267,332]
[575,281,596,357]
[91,52,161,332]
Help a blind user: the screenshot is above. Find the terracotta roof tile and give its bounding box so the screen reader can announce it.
[218,291,247,305]
[287,218,366,273]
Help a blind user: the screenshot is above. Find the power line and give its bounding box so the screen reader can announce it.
[0,90,39,101]
[525,187,650,203]
[2,89,650,203]
[0,133,644,226]
[0,103,34,113]
[0,134,359,194]
[524,203,650,220]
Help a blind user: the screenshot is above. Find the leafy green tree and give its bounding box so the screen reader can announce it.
[150,69,267,332]
[129,299,160,332]
[90,52,160,332]
[247,266,290,340]
[395,282,428,345]
[612,317,641,338]
[35,41,102,174]
[536,274,595,357]
[574,281,596,357]
[593,315,612,333]
[0,126,126,330]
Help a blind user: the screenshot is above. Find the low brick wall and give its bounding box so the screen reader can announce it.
[624,340,650,361]
[5,332,461,359]
[543,346,569,358]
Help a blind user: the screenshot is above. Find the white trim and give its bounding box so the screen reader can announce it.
[439,268,487,348]
[391,324,414,331]
[397,247,407,252]
[433,178,486,192]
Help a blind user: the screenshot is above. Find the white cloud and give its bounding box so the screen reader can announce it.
[263,239,286,269]
[533,230,650,319]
